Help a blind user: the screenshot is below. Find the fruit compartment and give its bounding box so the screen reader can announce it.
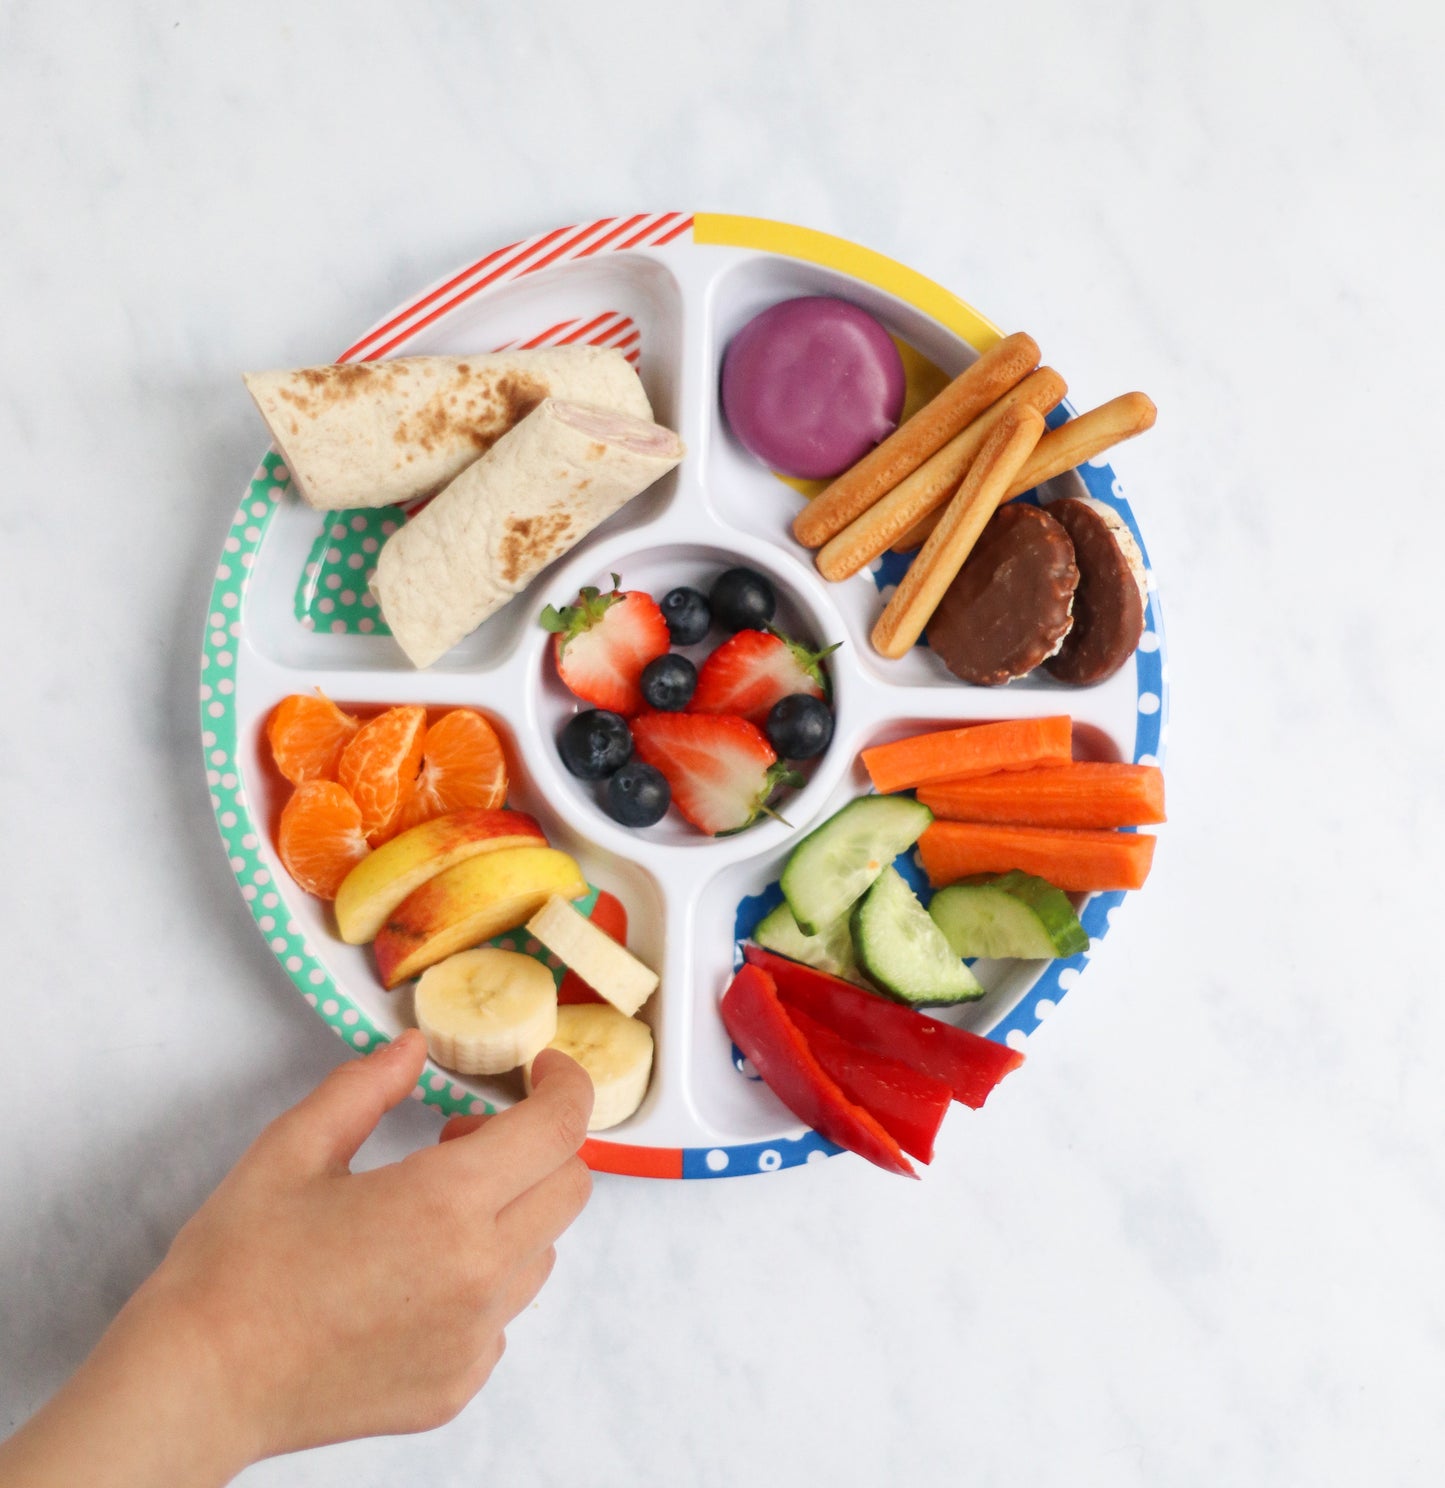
[527,537,860,857]
[239,694,673,1121]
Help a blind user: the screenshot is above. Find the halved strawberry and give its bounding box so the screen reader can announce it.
[692,628,840,724]
[631,712,802,835]
[540,577,670,715]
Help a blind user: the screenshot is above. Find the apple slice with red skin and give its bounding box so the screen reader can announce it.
[335,808,547,946]
[374,846,587,989]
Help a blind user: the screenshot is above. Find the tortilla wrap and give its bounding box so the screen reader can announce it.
[243,348,652,511]
[372,399,685,668]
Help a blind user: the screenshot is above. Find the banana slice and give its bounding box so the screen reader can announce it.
[414,948,557,1076]
[526,894,659,1017]
[525,1004,654,1131]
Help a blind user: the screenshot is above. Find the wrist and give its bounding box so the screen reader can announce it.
[0,1275,260,1488]
[112,1272,267,1479]
[68,1276,262,1487]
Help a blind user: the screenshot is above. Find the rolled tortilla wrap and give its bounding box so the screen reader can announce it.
[243,348,653,511]
[372,399,685,668]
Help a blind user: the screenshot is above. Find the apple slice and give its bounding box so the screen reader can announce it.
[335,808,546,945]
[373,846,588,989]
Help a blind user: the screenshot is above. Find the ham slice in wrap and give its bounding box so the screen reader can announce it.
[372,400,684,668]
[243,348,652,511]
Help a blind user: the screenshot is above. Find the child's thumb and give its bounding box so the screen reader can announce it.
[266,1029,428,1173]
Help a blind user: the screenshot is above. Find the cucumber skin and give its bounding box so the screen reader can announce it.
[851,867,984,1008]
[752,901,867,986]
[781,796,933,937]
[930,872,1089,959]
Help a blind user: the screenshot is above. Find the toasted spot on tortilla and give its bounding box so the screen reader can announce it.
[498,509,574,585]
[389,371,547,455]
[480,372,547,445]
[587,441,607,459]
[297,363,376,395]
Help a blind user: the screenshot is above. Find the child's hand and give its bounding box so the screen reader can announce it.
[154,1030,594,1459]
[0,1031,594,1486]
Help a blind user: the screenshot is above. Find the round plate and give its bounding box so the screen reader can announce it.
[201,213,1168,1179]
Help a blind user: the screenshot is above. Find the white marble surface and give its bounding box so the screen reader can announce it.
[3,2,1443,1483]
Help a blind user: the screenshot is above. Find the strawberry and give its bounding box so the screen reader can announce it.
[540,576,670,715]
[692,628,840,724]
[631,713,803,835]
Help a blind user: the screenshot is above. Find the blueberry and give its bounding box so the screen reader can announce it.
[558,710,632,780]
[660,586,711,646]
[604,761,670,827]
[640,653,697,711]
[764,694,834,760]
[710,567,775,632]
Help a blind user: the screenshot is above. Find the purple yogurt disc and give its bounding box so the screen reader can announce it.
[721,296,907,479]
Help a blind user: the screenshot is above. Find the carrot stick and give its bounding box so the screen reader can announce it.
[917,762,1165,829]
[861,716,1072,795]
[918,821,1156,892]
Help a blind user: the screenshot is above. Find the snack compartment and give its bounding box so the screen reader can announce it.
[699,249,980,553]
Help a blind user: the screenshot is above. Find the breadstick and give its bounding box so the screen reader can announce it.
[871,406,1046,660]
[892,391,1157,553]
[817,366,1067,581]
[1007,391,1156,492]
[791,332,1040,549]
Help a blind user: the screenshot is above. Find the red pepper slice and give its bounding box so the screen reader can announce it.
[720,964,916,1178]
[557,892,628,1005]
[785,1006,952,1164]
[743,946,1024,1108]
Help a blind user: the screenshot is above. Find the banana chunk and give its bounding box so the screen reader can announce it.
[414,948,557,1076]
[525,895,659,1017]
[525,1005,654,1131]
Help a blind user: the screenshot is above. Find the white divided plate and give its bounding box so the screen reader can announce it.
[201,213,1168,1180]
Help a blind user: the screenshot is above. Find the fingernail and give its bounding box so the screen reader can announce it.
[373,1029,419,1058]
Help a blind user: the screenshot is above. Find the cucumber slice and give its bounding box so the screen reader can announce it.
[928,871,1089,959]
[752,901,868,985]
[852,866,983,1007]
[781,795,933,936]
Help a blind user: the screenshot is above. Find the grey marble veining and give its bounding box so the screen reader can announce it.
[3,2,1444,1484]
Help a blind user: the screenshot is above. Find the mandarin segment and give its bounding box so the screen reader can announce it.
[390,709,508,835]
[266,692,360,785]
[338,705,427,844]
[277,780,370,899]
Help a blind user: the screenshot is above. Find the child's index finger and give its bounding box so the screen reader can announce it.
[430,1050,594,1206]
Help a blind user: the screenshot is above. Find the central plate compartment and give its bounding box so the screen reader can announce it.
[530,541,854,852]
